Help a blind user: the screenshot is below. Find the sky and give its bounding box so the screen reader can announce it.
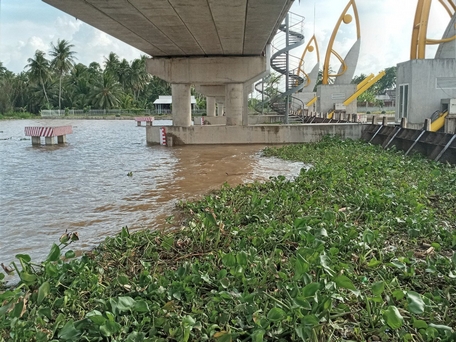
[0,0,450,76]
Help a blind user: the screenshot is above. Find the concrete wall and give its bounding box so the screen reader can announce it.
[396,59,456,124]
[316,84,358,114]
[146,124,364,145]
[196,115,286,126]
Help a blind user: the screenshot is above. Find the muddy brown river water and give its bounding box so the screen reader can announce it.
[0,119,305,282]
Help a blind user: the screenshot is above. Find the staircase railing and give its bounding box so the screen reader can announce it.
[254,12,306,122]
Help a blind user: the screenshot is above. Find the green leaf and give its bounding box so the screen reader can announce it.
[294,296,312,310]
[120,226,130,238]
[47,243,61,262]
[267,307,286,322]
[133,300,149,313]
[428,323,453,332]
[37,281,50,305]
[334,275,356,291]
[100,320,121,337]
[363,229,375,244]
[367,257,382,267]
[58,320,80,341]
[116,296,136,312]
[372,281,385,296]
[19,271,37,284]
[301,314,319,326]
[383,306,403,330]
[222,253,236,268]
[413,319,428,329]
[10,300,25,318]
[125,332,146,342]
[86,310,106,325]
[117,274,129,285]
[0,273,4,281]
[15,254,31,263]
[64,250,76,259]
[251,329,265,342]
[45,262,58,277]
[302,282,320,297]
[214,331,232,342]
[407,291,425,315]
[392,289,405,300]
[236,251,248,267]
[220,277,230,289]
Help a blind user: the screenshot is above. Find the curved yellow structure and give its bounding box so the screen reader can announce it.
[322,0,361,85]
[411,0,456,59]
[297,34,320,88]
[430,111,449,132]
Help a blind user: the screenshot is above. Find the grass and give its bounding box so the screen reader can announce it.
[1,137,455,341]
[0,112,36,120]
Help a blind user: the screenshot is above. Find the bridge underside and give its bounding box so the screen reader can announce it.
[42,0,295,128]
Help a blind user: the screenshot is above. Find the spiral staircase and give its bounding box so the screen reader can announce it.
[255,12,306,123]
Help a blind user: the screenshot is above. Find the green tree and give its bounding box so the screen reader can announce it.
[104,52,120,77]
[0,65,15,113]
[90,72,122,109]
[126,56,149,103]
[351,73,367,85]
[375,66,396,93]
[26,50,52,107]
[50,39,76,111]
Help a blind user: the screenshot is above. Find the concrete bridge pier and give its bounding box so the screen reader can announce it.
[217,103,225,116]
[206,97,216,117]
[225,83,244,126]
[147,55,268,127]
[171,84,192,127]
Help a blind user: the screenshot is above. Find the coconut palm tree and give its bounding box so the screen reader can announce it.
[127,56,149,102]
[104,52,120,77]
[26,50,51,107]
[90,72,123,109]
[49,39,76,111]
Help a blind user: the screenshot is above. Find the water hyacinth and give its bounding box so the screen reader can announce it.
[1,137,455,341]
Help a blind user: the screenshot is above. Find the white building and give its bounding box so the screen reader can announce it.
[153,95,197,114]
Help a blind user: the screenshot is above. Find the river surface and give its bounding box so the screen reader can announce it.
[0,119,304,281]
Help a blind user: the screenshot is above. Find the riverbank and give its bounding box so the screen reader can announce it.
[1,137,455,341]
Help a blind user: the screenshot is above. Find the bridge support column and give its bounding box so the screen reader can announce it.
[172,84,192,127]
[217,103,224,116]
[225,84,244,126]
[206,97,216,117]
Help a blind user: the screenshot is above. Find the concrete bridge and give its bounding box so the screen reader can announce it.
[43,0,294,127]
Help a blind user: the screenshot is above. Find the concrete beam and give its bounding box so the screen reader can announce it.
[194,85,225,98]
[147,56,268,85]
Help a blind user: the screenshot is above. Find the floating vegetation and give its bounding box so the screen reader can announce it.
[1,137,455,341]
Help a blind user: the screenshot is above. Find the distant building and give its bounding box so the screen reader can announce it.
[375,89,396,107]
[153,95,197,114]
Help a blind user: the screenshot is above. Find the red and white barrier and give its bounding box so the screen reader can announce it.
[160,127,167,146]
[135,117,154,126]
[24,126,73,137]
[24,126,72,145]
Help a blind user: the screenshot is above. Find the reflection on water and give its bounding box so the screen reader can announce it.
[0,119,305,276]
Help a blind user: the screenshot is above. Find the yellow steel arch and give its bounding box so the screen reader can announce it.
[411,0,456,59]
[297,34,320,88]
[322,0,361,85]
